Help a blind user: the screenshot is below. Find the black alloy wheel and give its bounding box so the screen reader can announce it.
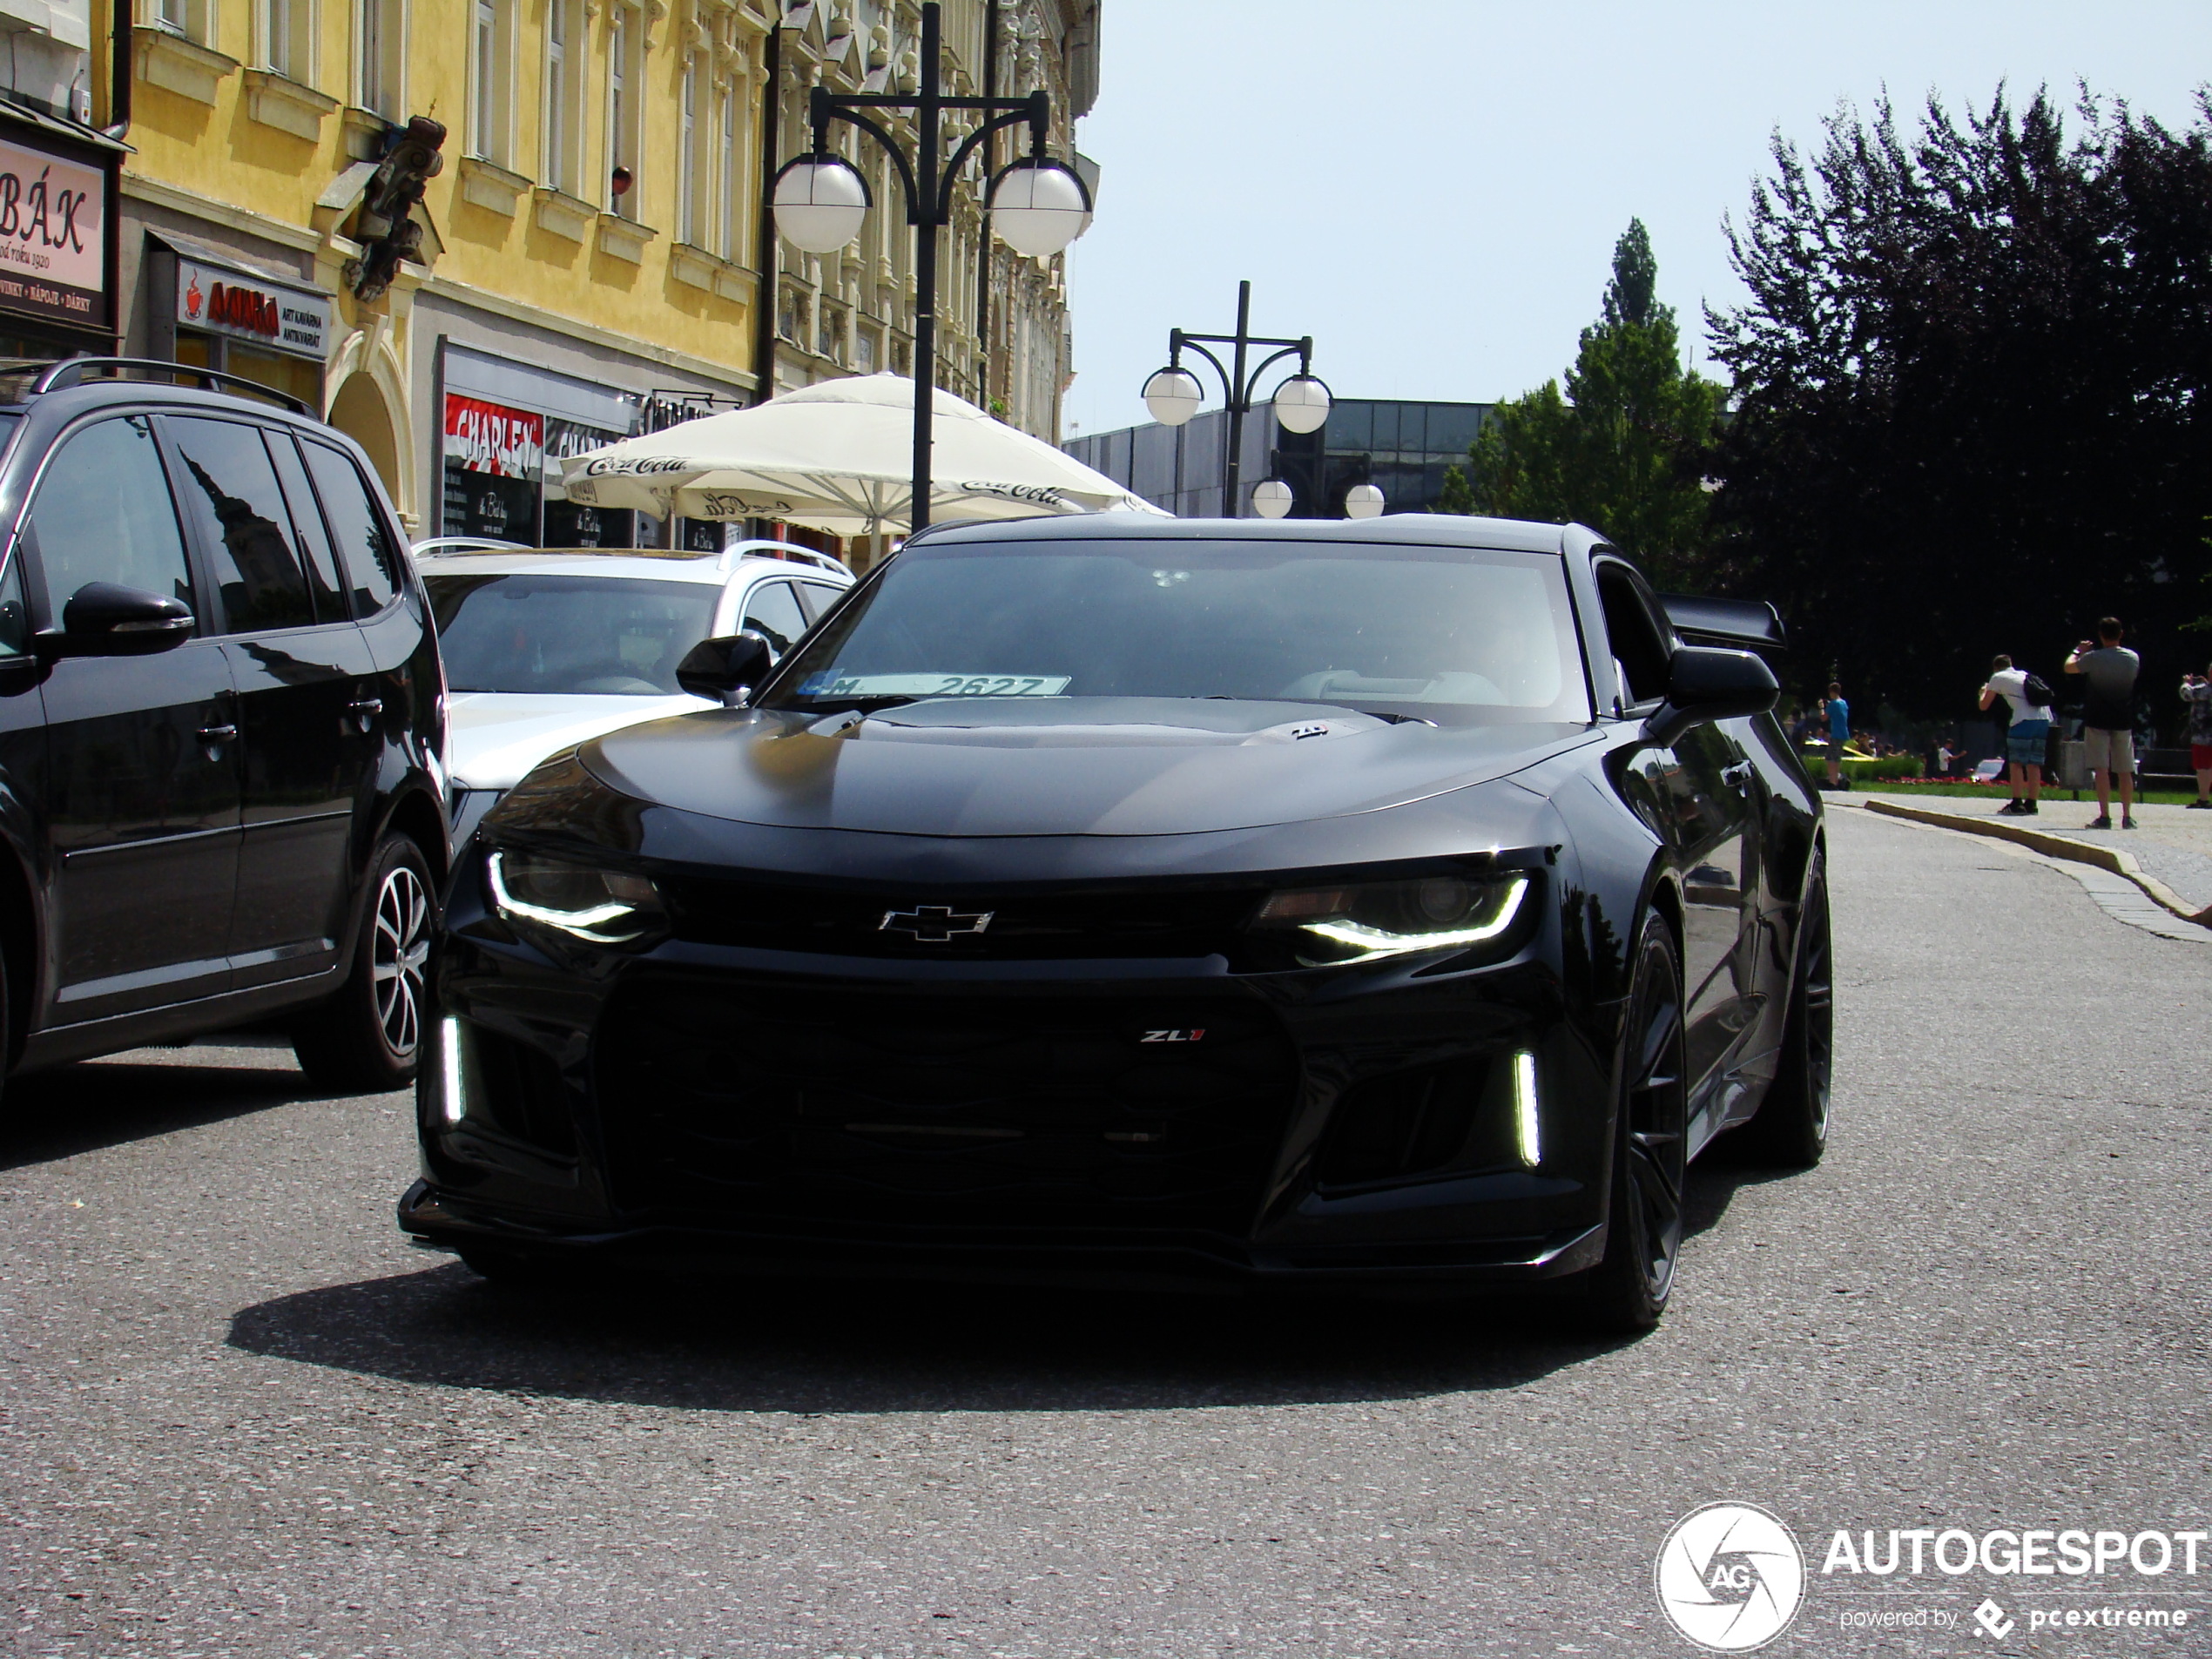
[1731,851,1833,1168]
[1576,910,1689,1334]
[293,835,436,1094]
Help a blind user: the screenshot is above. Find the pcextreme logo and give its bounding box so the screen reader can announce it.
[1656,1503,1808,1651]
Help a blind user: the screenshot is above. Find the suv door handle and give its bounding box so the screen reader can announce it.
[347,696,382,732]
[197,723,239,744]
[1720,760,1754,788]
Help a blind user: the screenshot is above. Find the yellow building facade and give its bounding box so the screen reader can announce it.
[59,0,1092,546]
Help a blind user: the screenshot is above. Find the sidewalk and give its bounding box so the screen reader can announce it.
[1855,792,2212,914]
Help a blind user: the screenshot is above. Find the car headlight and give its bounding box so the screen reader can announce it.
[486,848,668,946]
[1253,872,1531,966]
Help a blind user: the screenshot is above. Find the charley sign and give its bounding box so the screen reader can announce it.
[0,133,106,330]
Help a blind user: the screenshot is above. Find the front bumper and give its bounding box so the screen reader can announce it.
[408,854,1621,1291]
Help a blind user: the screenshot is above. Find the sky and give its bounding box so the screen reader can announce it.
[1058,2,2212,441]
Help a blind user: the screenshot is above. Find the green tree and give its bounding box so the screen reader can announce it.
[1434,462,1476,515]
[1707,88,2212,713]
[1467,220,1727,586]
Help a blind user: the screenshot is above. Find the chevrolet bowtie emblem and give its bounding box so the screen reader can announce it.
[878,904,994,942]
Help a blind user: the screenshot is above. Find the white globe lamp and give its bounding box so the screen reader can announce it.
[772,156,869,253]
[1142,367,1204,428]
[1252,478,1294,519]
[988,159,1092,258]
[1271,374,1332,435]
[1344,483,1386,519]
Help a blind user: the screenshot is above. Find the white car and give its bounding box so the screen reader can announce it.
[416,542,854,844]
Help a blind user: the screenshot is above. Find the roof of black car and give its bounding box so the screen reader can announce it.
[914,511,1572,554]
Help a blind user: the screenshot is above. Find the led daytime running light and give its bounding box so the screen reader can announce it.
[1297,873,1530,960]
[487,852,658,942]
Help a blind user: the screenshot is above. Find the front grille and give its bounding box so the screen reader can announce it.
[459,1021,578,1155]
[658,874,1258,961]
[1314,1057,1493,1190]
[594,982,1299,1236]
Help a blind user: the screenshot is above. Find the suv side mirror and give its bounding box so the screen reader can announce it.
[1644,645,1778,747]
[676,630,776,706]
[39,583,195,659]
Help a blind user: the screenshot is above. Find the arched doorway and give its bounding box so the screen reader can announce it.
[327,372,401,503]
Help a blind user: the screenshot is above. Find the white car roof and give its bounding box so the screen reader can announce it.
[412,545,853,586]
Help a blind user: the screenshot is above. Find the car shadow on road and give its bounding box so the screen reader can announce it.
[0,1048,317,1171]
[226,1246,1666,1413]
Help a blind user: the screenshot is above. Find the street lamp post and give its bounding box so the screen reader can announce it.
[770,1,1089,532]
[1140,280,1331,517]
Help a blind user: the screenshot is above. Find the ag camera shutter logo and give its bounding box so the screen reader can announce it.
[1656,1502,1807,1651]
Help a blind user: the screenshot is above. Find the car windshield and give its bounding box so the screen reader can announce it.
[426,572,719,695]
[763,539,1591,725]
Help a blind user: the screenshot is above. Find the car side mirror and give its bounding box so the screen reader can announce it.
[38,583,195,660]
[1643,645,1778,747]
[676,630,776,706]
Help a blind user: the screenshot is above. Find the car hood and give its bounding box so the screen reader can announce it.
[448,691,711,792]
[578,696,1598,837]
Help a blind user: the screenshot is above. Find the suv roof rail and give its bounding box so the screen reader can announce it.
[28,356,315,417]
[718,542,851,575]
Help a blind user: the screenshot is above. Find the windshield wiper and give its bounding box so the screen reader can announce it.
[782,694,919,716]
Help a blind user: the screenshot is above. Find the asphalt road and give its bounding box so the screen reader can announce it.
[4,806,2209,1659]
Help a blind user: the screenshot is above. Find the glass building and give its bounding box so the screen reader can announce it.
[1064,398,1494,518]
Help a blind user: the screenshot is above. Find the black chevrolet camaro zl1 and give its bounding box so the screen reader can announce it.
[400,512,1831,1331]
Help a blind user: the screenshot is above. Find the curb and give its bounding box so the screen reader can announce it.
[1862,799,2212,929]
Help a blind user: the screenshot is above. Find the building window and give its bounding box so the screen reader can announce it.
[855,329,875,373]
[543,0,574,191]
[606,8,641,217]
[360,0,401,116]
[259,0,311,79]
[471,0,509,164]
[678,58,698,245]
[718,84,738,260]
[146,0,214,44]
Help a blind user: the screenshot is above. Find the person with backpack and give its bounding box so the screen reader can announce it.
[2066,617,2141,829]
[1979,654,2056,815]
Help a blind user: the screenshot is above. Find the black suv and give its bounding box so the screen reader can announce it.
[0,359,445,1095]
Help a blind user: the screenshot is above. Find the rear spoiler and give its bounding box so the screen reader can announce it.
[1659,592,1787,655]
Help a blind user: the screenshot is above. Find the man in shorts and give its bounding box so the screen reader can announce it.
[2065,617,2140,829]
[2182,662,2212,809]
[1979,654,2054,815]
[1823,681,1849,789]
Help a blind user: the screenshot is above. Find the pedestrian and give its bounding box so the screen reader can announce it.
[1823,682,1849,789]
[2064,617,2141,829]
[1936,738,1959,778]
[2183,661,2212,809]
[1978,656,2054,815]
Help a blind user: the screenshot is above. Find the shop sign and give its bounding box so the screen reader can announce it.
[0,132,107,329]
[544,416,622,462]
[176,258,330,358]
[444,393,543,479]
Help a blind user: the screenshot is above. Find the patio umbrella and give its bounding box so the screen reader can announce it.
[558,374,1167,537]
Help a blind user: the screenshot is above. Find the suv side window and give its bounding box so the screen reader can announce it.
[739,578,808,654]
[24,415,195,625]
[301,440,402,616]
[0,552,28,658]
[165,415,315,634]
[797,580,846,622]
[265,432,349,624]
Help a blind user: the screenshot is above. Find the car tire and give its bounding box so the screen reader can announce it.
[292,835,435,1095]
[1572,909,1689,1335]
[1730,852,1833,1169]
